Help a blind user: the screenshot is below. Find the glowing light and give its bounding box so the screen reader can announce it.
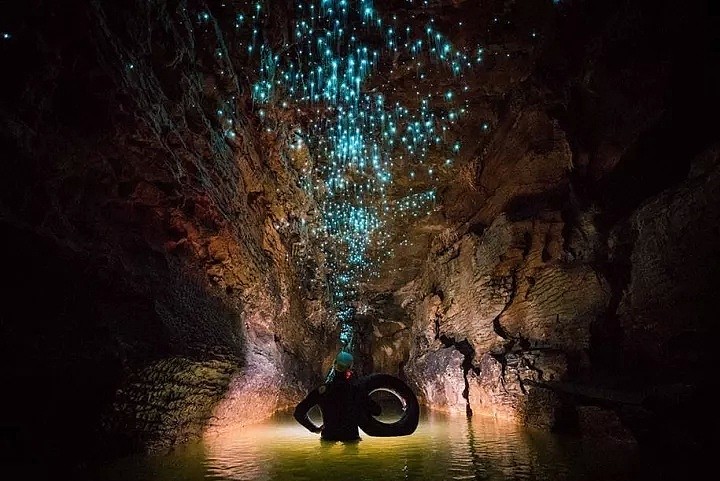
[190,0,497,349]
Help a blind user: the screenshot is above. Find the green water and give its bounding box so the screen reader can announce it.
[90,410,658,481]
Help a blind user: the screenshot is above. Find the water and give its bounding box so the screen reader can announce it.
[89,410,659,481]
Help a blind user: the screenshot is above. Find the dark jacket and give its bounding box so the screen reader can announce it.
[294,373,381,441]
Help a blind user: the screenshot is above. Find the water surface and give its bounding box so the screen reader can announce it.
[91,410,658,481]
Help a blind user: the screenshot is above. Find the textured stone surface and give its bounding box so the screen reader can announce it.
[403,205,610,418]
[406,347,467,414]
[0,0,338,461]
[104,356,238,452]
[399,142,717,453]
[466,350,568,428]
[498,263,611,350]
[613,147,719,372]
[423,228,511,354]
[370,318,411,377]
[205,354,284,437]
[468,109,572,225]
[467,354,522,421]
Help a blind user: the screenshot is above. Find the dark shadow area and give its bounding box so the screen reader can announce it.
[0,223,147,473]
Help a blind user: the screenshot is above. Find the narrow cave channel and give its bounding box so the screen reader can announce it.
[1,1,717,480]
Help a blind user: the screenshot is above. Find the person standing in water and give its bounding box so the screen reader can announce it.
[294,351,381,441]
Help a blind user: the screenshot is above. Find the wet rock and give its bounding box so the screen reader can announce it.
[518,387,564,431]
[406,347,467,414]
[103,356,239,454]
[207,236,231,263]
[467,354,522,421]
[205,354,283,437]
[466,351,566,429]
[498,263,611,350]
[405,207,609,424]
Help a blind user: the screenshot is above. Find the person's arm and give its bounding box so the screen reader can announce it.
[293,388,323,433]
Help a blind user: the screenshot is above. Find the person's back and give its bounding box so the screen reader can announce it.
[313,374,362,441]
[294,351,380,441]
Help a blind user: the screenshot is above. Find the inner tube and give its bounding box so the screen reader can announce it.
[357,373,420,437]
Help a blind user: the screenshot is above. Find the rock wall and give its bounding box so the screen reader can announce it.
[352,294,413,378]
[392,0,718,460]
[401,144,717,437]
[613,147,719,375]
[0,0,337,468]
[402,206,611,420]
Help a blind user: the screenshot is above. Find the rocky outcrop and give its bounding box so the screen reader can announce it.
[357,294,413,377]
[103,356,239,453]
[369,318,412,377]
[401,138,717,449]
[407,347,467,414]
[403,205,610,423]
[466,351,568,428]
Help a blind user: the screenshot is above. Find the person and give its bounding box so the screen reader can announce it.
[294,351,381,441]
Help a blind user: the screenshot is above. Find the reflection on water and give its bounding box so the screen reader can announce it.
[91,410,657,481]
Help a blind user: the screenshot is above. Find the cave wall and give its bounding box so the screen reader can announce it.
[394,0,717,457]
[612,147,719,375]
[0,0,336,468]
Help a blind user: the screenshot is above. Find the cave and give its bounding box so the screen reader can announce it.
[1,0,717,480]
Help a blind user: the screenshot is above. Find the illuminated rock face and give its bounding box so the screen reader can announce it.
[0,116,338,454]
[402,208,603,417]
[396,101,608,422]
[406,347,467,414]
[401,145,717,439]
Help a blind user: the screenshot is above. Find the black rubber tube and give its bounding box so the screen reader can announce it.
[357,373,420,437]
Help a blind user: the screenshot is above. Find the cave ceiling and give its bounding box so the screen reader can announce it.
[202,0,557,313]
[2,0,565,329]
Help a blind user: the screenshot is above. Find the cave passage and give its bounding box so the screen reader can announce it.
[1,0,717,478]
